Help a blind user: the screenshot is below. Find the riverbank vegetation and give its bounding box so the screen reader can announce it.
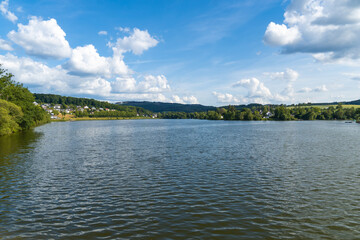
[159,104,360,121]
[0,67,50,135]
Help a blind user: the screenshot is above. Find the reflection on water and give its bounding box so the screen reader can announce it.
[0,129,42,159]
[0,120,359,239]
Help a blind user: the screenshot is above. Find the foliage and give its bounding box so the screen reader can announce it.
[0,99,23,135]
[0,66,50,135]
[159,103,360,121]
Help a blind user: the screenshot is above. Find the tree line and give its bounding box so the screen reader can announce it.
[159,104,360,121]
[34,93,150,115]
[0,67,50,135]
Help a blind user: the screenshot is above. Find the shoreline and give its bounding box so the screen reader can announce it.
[51,116,154,122]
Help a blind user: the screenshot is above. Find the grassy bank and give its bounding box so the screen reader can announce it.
[51,116,153,122]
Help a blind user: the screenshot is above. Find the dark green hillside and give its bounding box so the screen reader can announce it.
[118,101,217,113]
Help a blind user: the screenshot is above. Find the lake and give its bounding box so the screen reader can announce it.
[0,120,359,239]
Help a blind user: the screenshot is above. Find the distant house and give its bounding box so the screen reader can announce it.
[91,107,96,111]
[54,104,61,109]
[84,106,89,109]
[264,111,273,119]
[33,101,38,106]
[99,108,104,111]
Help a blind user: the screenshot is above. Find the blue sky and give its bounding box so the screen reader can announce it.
[0,0,359,106]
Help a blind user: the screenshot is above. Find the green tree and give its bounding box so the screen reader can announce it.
[0,99,23,135]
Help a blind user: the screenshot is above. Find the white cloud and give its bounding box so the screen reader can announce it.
[0,0,17,23]
[138,75,170,92]
[0,38,13,51]
[111,76,136,92]
[8,17,71,59]
[172,95,199,104]
[265,68,299,82]
[112,93,168,102]
[264,0,360,64]
[298,87,312,93]
[264,68,299,99]
[0,53,69,89]
[172,95,184,104]
[63,44,131,78]
[230,69,302,104]
[264,22,301,46]
[98,31,107,35]
[77,77,112,96]
[212,92,241,104]
[116,27,130,33]
[0,53,174,102]
[64,45,110,76]
[314,85,328,92]
[298,85,328,93]
[183,96,199,104]
[233,78,272,99]
[111,74,170,93]
[112,28,158,55]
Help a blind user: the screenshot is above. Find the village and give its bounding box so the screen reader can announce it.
[33,102,158,120]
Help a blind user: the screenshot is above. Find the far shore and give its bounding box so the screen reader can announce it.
[51,116,154,122]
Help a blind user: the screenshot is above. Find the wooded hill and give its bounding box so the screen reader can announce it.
[118,101,217,113]
[34,93,151,115]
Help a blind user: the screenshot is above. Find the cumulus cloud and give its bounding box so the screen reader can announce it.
[98,31,107,35]
[212,92,241,104]
[183,96,199,104]
[64,45,110,76]
[0,13,178,103]
[264,0,360,63]
[265,68,299,99]
[111,28,158,55]
[172,95,199,104]
[0,0,17,23]
[8,17,71,59]
[111,74,170,93]
[138,75,170,93]
[230,69,302,104]
[63,44,131,77]
[0,53,174,102]
[264,22,301,46]
[233,78,272,99]
[265,68,299,82]
[0,38,13,51]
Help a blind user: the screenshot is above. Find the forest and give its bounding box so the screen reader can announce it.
[0,67,50,136]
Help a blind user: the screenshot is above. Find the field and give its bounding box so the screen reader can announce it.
[287,105,360,109]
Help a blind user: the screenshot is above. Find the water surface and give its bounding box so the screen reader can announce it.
[0,120,359,239]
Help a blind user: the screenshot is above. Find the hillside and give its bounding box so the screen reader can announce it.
[34,94,151,114]
[118,101,217,113]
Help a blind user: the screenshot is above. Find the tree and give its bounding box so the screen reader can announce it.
[0,66,49,132]
[0,99,23,135]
